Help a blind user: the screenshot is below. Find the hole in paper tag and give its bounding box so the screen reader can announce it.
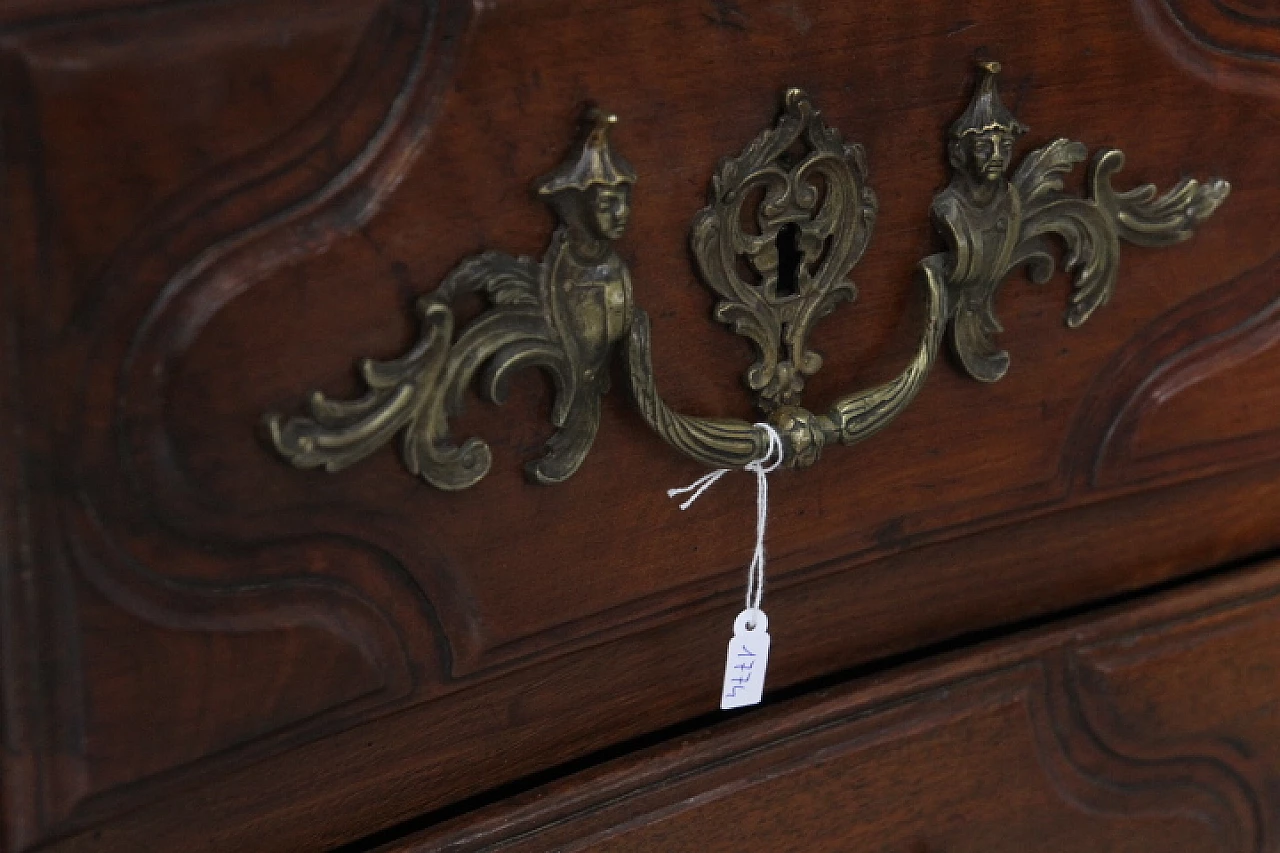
[721,608,771,710]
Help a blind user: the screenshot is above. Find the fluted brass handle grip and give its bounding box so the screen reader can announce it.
[623,87,954,471]
[627,259,947,470]
[264,62,1228,490]
[625,310,768,469]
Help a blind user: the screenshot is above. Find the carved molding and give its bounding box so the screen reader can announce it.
[1076,251,1280,488]
[1134,0,1280,95]
[3,0,476,844]
[390,589,1276,851]
[1038,652,1264,852]
[1,5,1271,849]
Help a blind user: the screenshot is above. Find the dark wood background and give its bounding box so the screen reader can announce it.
[4,0,1280,850]
[381,559,1280,853]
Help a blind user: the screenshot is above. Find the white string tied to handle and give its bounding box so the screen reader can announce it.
[668,423,785,709]
[667,423,785,619]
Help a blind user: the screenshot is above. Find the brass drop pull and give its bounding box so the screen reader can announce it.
[627,87,946,471]
[264,61,1229,488]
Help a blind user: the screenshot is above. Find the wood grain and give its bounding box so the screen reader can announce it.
[1088,250,1280,488]
[380,559,1280,853]
[4,0,1280,850]
[1133,0,1280,94]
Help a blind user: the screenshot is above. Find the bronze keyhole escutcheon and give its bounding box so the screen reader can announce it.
[265,62,1229,488]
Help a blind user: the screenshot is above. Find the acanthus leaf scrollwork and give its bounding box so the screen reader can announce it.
[627,87,946,472]
[265,62,1230,488]
[935,60,1230,382]
[266,110,637,489]
[693,88,878,412]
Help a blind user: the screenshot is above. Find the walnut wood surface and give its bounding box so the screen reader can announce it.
[380,558,1280,853]
[3,0,1280,850]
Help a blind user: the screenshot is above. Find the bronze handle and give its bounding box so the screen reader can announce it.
[624,88,949,471]
[264,62,1229,488]
[625,261,946,471]
[625,260,949,471]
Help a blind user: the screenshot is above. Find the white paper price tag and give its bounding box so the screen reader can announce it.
[668,423,783,713]
[720,608,771,710]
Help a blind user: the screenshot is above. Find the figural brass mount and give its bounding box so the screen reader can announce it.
[265,61,1230,487]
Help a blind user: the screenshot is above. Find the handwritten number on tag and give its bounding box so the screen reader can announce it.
[721,608,771,709]
[668,424,783,712]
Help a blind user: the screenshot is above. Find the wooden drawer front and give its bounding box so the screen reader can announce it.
[5,0,1280,850]
[389,561,1280,853]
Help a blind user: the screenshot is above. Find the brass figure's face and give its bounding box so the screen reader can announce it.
[589,185,631,241]
[964,130,1015,184]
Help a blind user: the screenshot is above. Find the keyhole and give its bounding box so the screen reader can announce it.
[775,223,802,298]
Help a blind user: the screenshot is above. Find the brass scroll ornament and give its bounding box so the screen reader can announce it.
[266,113,636,489]
[937,61,1229,382]
[265,62,1229,487]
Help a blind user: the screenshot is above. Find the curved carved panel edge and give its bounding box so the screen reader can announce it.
[40,0,477,835]
[1069,250,1280,489]
[1034,651,1265,850]
[1133,0,1280,96]
[390,653,1267,851]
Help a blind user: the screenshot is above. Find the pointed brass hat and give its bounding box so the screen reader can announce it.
[537,109,637,197]
[950,60,1029,139]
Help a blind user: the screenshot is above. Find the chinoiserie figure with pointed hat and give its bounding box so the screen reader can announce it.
[535,109,637,394]
[266,106,643,489]
[931,60,1029,336]
[925,58,1229,385]
[945,60,1028,209]
[538,109,636,252]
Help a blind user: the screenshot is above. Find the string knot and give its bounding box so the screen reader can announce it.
[667,423,785,614]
